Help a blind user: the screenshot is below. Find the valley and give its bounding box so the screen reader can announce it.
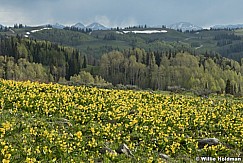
[1,23,243,94]
[1,1,243,162]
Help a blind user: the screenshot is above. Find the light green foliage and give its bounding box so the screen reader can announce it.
[17,43,28,58]
[99,50,243,93]
[70,71,111,87]
[79,71,95,84]
[0,57,49,81]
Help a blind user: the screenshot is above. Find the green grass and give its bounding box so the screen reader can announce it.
[235,29,243,36]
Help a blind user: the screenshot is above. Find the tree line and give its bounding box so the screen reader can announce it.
[63,26,92,34]
[0,35,243,95]
[0,35,86,81]
[99,49,243,94]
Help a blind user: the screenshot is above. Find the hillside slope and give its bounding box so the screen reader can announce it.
[0,79,242,162]
[2,26,243,61]
[1,26,243,93]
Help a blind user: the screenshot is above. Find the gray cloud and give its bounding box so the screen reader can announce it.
[0,0,243,27]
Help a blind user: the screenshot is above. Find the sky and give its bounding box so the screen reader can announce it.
[1,0,243,28]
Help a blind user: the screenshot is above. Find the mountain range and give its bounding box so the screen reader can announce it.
[2,21,243,31]
[50,22,108,30]
[72,23,85,29]
[51,23,65,29]
[212,24,243,29]
[53,22,203,31]
[86,23,108,30]
[168,22,203,32]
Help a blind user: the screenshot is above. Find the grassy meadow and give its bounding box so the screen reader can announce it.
[0,80,242,162]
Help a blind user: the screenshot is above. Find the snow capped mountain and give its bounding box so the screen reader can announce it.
[86,22,108,30]
[51,23,65,29]
[72,23,85,29]
[212,24,243,29]
[168,22,203,32]
[48,22,108,30]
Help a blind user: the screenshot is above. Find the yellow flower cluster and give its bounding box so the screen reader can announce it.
[0,122,12,138]
[0,79,242,162]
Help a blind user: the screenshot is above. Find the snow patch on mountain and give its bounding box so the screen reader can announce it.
[122,30,167,34]
[23,27,51,38]
[48,22,108,30]
[72,23,85,29]
[9,29,15,34]
[168,22,202,32]
[30,27,52,33]
[116,31,123,34]
[86,22,108,30]
[51,23,65,29]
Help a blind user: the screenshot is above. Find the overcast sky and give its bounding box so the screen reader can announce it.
[1,0,243,28]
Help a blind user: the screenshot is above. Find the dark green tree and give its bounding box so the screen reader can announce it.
[82,55,87,68]
[225,79,231,94]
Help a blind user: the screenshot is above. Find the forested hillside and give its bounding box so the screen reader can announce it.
[27,27,243,62]
[99,50,243,92]
[1,26,243,94]
[0,35,86,81]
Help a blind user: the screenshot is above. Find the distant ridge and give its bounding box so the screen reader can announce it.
[168,22,203,32]
[72,23,85,29]
[50,22,108,30]
[51,23,65,29]
[3,22,243,31]
[86,22,108,30]
[212,24,243,29]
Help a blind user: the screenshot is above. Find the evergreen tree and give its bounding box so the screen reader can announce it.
[225,79,231,94]
[82,55,87,68]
